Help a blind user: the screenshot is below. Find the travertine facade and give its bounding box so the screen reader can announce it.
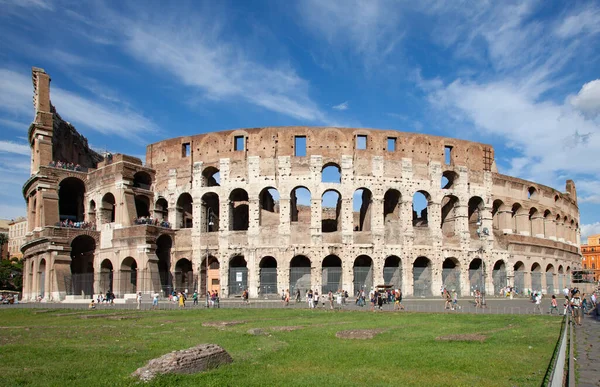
[21,68,582,301]
[8,217,27,259]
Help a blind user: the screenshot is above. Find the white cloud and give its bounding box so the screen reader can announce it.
[332,101,349,111]
[555,6,600,39]
[581,222,600,243]
[0,140,30,156]
[0,69,35,118]
[569,79,600,118]
[0,118,29,131]
[0,0,53,11]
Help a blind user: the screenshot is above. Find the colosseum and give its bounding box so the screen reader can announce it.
[21,68,582,302]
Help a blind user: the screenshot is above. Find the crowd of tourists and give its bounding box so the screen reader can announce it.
[48,160,84,171]
[133,216,171,228]
[56,220,94,229]
[530,287,598,325]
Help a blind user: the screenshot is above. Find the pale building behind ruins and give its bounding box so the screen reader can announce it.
[20,68,582,301]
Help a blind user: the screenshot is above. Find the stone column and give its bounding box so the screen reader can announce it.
[404,261,414,297]
[247,249,258,298]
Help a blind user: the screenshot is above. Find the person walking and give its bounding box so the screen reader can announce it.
[192,290,198,306]
[152,292,159,309]
[549,294,558,315]
[452,289,460,311]
[571,292,583,326]
[328,290,334,310]
[533,292,543,314]
[136,292,142,310]
[178,292,185,308]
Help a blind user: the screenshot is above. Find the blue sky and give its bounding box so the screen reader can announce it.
[1,0,599,241]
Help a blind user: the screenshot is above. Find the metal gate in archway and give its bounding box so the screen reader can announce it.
[545,272,554,294]
[322,267,342,294]
[259,268,277,295]
[290,267,311,295]
[413,267,432,297]
[442,268,461,296]
[514,271,525,294]
[531,272,542,292]
[469,269,484,295]
[383,266,402,290]
[228,267,248,296]
[492,269,507,295]
[353,266,373,295]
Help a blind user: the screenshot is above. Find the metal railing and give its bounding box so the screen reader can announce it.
[545,314,575,387]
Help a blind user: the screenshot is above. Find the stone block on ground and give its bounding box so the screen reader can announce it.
[131,343,232,381]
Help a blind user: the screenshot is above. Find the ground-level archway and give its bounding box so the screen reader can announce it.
[228,256,247,296]
[259,256,277,295]
[442,258,461,295]
[290,255,311,296]
[413,257,432,297]
[531,263,542,292]
[199,255,220,297]
[492,260,507,295]
[383,256,402,290]
[469,259,484,295]
[69,235,96,297]
[353,255,373,294]
[99,259,113,294]
[322,255,342,294]
[120,257,137,294]
[156,235,173,296]
[174,258,193,292]
[514,261,525,293]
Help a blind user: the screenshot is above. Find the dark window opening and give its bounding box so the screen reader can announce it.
[356,135,367,150]
[234,136,245,151]
[387,137,396,152]
[182,143,190,157]
[295,136,306,156]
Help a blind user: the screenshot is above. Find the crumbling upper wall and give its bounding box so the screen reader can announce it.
[51,106,103,169]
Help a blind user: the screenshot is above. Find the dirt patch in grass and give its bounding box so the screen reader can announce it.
[436,334,487,343]
[336,329,385,340]
[202,320,246,328]
[80,314,136,320]
[270,326,303,332]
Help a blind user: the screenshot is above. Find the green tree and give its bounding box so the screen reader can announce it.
[0,233,7,260]
[0,260,22,291]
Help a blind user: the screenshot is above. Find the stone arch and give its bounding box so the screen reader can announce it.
[38,258,46,298]
[468,196,484,238]
[383,189,401,223]
[156,234,173,296]
[290,255,311,295]
[468,258,484,293]
[511,203,526,234]
[201,192,220,232]
[228,255,248,296]
[442,257,461,295]
[134,195,151,218]
[529,207,543,237]
[322,163,341,183]
[229,189,249,231]
[99,259,114,294]
[353,255,373,294]
[120,257,137,294]
[322,189,342,232]
[513,261,525,293]
[441,170,458,189]
[59,177,86,222]
[322,255,342,294]
[176,193,193,229]
[154,197,169,221]
[441,195,459,237]
[69,235,96,297]
[353,188,372,231]
[174,258,193,292]
[492,260,507,295]
[259,187,280,227]
[413,256,432,297]
[383,256,402,290]
[133,171,152,189]
[412,190,431,227]
[259,256,277,295]
[101,192,116,224]
[527,186,538,200]
[200,255,220,297]
[543,209,553,239]
[558,265,565,291]
[531,262,542,292]
[202,166,220,187]
[545,264,555,294]
[290,186,311,224]
[88,200,96,226]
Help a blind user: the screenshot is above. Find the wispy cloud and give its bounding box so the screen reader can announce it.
[569,79,600,118]
[0,140,30,156]
[0,69,35,117]
[554,5,600,39]
[332,101,349,111]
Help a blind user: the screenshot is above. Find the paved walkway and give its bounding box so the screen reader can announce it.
[575,306,600,387]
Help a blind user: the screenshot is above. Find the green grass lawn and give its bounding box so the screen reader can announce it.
[0,308,561,386]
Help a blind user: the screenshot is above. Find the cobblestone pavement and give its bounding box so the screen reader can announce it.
[575,307,600,387]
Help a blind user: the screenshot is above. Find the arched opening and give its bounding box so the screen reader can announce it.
[412,191,430,227]
[38,259,46,298]
[133,171,152,190]
[259,256,277,295]
[441,170,458,189]
[289,255,311,295]
[492,260,506,295]
[322,190,341,232]
[383,256,402,290]
[259,188,280,227]
[174,258,193,292]
[135,195,151,218]
[441,195,459,237]
[200,255,220,296]
[413,256,432,297]
[101,193,116,224]
[321,163,341,183]
[202,166,220,187]
[492,199,504,230]
[566,266,571,288]
[229,189,249,231]
[322,255,342,294]
[513,261,525,293]
[468,258,484,294]
[353,255,373,294]
[353,188,372,232]
[156,235,173,296]
[154,197,169,221]
[442,258,461,295]
[468,196,484,238]
[558,265,565,290]
[229,255,248,296]
[512,203,524,234]
[383,189,401,223]
[527,186,537,200]
[59,177,85,222]
[99,259,113,295]
[543,209,552,238]
[201,193,220,232]
[290,186,311,226]
[69,235,95,297]
[545,264,555,295]
[176,193,193,229]
[531,263,542,292]
[120,257,137,294]
[88,200,96,226]
[529,207,542,237]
